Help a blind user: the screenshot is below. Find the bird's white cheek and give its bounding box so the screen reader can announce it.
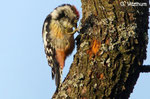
[51,9,59,19]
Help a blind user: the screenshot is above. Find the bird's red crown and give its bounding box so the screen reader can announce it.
[72,5,80,19]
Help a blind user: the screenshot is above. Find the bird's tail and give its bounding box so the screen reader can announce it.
[51,62,62,91]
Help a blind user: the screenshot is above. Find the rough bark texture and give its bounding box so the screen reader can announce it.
[53,0,149,98]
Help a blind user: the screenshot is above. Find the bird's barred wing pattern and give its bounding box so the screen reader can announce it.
[42,15,61,88]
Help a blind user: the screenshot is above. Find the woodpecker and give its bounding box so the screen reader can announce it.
[42,4,80,89]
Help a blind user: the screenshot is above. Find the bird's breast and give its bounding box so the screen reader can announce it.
[50,22,75,56]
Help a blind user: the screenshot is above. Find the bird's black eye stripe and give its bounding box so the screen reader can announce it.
[56,10,72,21]
[56,10,66,20]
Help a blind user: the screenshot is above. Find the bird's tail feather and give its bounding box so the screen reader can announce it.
[52,62,62,91]
[52,68,55,80]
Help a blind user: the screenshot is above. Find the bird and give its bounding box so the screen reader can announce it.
[42,4,80,90]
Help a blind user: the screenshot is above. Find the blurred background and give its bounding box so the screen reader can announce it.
[0,0,149,99]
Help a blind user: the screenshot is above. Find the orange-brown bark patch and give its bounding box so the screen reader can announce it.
[87,40,101,59]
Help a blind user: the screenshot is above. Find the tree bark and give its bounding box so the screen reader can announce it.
[53,0,149,98]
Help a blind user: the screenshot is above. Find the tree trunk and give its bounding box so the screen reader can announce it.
[53,0,149,98]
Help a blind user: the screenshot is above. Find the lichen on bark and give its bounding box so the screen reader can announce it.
[52,0,149,98]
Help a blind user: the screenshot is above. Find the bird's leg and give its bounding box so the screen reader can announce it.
[67,25,81,35]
